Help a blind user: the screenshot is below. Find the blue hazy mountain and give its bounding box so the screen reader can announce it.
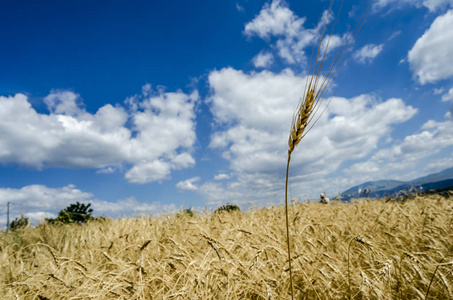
[340,167,453,200]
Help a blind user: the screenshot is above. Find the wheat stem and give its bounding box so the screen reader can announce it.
[284,2,371,299]
[425,255,453,300]
[285,151,294,300]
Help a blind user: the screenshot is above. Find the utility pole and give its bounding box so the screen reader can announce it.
[6,202,10,232]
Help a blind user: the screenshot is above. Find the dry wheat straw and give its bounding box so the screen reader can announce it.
[425,255,453,300]
[2,195,453,298]
[285,1,371,298]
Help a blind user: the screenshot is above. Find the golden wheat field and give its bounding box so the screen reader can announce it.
[1,194,452,299]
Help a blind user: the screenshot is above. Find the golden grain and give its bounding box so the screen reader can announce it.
[0,194,452,298]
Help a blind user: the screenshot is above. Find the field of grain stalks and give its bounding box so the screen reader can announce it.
[1,194,452,299]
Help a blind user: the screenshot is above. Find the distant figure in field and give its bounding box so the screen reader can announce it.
[320,193,330,204]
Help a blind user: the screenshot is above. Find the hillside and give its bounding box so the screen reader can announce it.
[340,167,453,200]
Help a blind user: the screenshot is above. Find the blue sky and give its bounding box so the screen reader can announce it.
[1,0,453,227]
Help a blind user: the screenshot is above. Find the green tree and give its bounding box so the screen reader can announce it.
[48,202,93,224]
[214,203,240,214]
[10,215,30,230]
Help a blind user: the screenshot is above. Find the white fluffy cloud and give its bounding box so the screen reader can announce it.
[176,176,200,192]
[244,0,341,65]
[408,10,453,84]
[0,184,93,212]
[353,43,384,64]
[0,85,198,183]
[0,185,178,228]
[214,173,230,180]
[244,0,302,40]
[344,118,453,183]
[204,67,417,204]
[442,87,453,101]
[422,0,453,11]
[45,90,85,115]
[253,51,274,68]
[374,0,453,12]
[425,155,453,172]
[0,184,93,227]
[434,87,445,95]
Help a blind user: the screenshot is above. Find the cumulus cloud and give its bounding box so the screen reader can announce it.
[45,90,85,116]
[408,10,453,84]
[0,85,198,183]
[434,87,444,95]
[244,0,302,40]
[0,184,93,227]
[214,173,230,180]
[203,67,417,204]
[176,177,201,192]
[0,185,177,228]
[373,0,453,12]
[344,118,453,183]
[244,0,342,65]
[0,184,93,212]
[353,44,384,64]
[423,0,453,11]
[425,155,453,172]
[96,166,116,174]
[442,87,453,101]
[125,160,172,184]
[253,51,274,68]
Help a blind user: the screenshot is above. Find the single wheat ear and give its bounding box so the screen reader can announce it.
[284,0,371,299]
[289,89,315,152]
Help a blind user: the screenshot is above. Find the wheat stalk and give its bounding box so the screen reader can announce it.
[284,1,371,298]
[2,195,453,298]
[425,255,453,300]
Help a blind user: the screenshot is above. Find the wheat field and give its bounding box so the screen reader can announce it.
[1,193,452,299]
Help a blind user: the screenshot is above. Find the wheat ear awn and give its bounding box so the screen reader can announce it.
[284,1,371,298]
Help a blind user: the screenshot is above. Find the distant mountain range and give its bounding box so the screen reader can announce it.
[339,167,453,200]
